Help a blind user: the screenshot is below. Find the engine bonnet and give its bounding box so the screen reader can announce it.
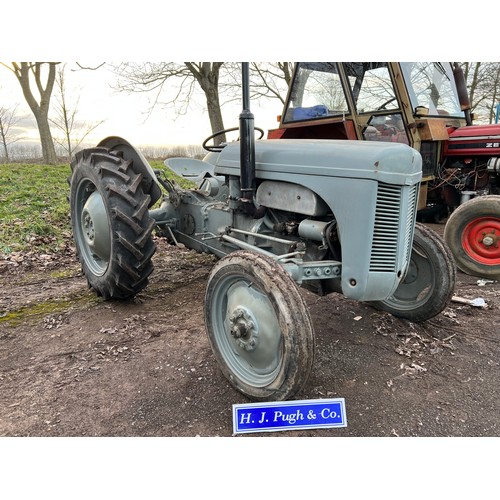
[215,139,422,186]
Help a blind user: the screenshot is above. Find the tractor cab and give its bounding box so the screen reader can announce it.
[269,62,471,210]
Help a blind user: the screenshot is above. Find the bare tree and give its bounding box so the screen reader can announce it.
[220,62,293,105]
[249,62,293,105]
[477,63,500,123]
[50,64,104,158]
[461,62,500,123]
[1,62,59,164]
[0,103,23,162]
[114,62,226,144]
[491,66,500,123]
[113,62,294,148]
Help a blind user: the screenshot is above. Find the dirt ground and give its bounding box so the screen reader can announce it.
[0,223,499,438]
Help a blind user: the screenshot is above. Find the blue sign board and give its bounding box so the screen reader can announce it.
[232,398,347,434]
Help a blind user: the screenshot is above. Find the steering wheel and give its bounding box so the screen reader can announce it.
[202,126,265,152]
[376,96,397,111]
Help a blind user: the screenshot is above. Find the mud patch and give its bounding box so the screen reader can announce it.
[0,235,499,437]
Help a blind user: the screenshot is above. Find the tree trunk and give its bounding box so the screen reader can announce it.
[205,86,225,144]
[14,62,58,164]
[186,62,226,145]
[36,115,57,164]
[0,121,10,162]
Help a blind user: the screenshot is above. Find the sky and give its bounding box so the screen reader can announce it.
[3,1,493,155]
[0,63,286,150]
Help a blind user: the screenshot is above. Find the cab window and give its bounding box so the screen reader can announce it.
[344,62,398,114]
[362,113,409,145]
[400,62,462,117]
[283,63,349,123]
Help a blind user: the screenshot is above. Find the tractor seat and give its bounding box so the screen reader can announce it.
[164,157,222,184]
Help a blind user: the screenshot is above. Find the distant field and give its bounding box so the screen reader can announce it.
[0,160,187,254]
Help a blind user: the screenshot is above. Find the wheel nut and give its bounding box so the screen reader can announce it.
[483,235,494,247]
[228,307,258,349]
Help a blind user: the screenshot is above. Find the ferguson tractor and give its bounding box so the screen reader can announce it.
[68,63,456,402]
[269,62,500,280]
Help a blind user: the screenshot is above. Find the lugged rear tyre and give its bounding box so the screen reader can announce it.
[69,148,156,299]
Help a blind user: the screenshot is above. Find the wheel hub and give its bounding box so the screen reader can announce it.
[229,307,258,351]
[402,259,418,284]
[76,187,112,275]
[82,212,96,242]
[481,231,498,248]
[463,216,500,264]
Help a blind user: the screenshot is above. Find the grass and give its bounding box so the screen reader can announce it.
[149,160,197,189]
[0,164,72,254]
[0,159,194,255]
[0,292,101,326]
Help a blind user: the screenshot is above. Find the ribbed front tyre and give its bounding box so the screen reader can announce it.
[370,223,456,322]
[205,251,315,401]
[69,148,156,299]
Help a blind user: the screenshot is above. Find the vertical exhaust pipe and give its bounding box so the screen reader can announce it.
[239,62,256,204]
[452,62,473,126]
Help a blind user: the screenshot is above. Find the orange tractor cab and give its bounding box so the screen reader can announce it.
[269,62,500,279]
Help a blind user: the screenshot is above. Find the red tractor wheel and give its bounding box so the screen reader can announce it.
[444,195,500,280]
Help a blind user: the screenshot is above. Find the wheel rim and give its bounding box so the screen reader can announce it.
[386,244,434,310]
[74,179,112,276]
[462,216,500,266]
[210,274,282,387]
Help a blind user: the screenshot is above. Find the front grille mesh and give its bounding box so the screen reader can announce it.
[369,183,418,272]
[402,184,418,265]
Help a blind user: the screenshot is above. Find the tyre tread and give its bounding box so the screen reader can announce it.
[69,148,157,299]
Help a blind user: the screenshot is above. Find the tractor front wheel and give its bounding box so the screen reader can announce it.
[69,148,156,299]
[444,195,500,280]
[204,251,314,401]
[370,223,456,322]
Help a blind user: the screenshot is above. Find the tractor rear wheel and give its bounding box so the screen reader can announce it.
[444,195,500,280]
[370,223,456,322]
[69,148,156,299]
[205,251,314,401]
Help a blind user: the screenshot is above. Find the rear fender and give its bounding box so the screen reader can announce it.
[97,136,162,207]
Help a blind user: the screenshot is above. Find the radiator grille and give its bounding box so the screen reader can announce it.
[370,183,418,272]
[403,184,419,265]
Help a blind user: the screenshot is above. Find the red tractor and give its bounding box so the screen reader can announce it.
[269,62,500,280]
